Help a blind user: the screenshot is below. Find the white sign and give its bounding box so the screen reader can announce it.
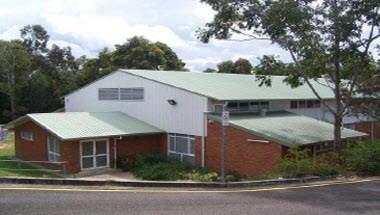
[222,111,230,126]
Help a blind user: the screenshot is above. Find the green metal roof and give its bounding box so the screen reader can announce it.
[209,112,367,146]
[122,69,336,101]
[17,112,163,140]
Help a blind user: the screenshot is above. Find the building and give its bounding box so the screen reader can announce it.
[7,69,372,177]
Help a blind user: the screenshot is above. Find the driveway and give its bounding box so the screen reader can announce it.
[0,180,379,215]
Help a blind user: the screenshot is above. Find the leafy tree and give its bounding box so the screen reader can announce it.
[77,36,187,87]
[0,40,31,119]
[111,36,185,71]
[76,48,117,86]
[198,0,380,151]
[233,58,253,74]
[203,68,217,73]
[17,25,79,116]
[205,58,253,74]
[20,24,49,55]
[217,60,234,73]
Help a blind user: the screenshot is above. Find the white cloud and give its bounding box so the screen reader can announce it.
[193,2,215,22]
[44,14,188,50]
[48,40,93,57]
[0,25,21,40]
[0,0,292,72]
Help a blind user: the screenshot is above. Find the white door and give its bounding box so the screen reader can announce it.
[80,139,109,170]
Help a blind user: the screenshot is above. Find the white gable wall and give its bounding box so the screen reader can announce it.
[65,71,208,136]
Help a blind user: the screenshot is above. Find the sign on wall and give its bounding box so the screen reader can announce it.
[222,111,230,126]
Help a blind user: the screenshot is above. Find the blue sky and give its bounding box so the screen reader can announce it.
[0,0,290,72]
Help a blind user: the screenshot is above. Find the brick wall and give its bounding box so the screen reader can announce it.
[15,121,50,161]
[194,136,203,166]
[115,134,167,165]
[60,140,80,174]
[352,122,380,140]
[206,120,285,177]
[15,120,80,174]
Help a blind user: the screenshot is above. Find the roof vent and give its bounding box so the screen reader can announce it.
[260,109,267,117]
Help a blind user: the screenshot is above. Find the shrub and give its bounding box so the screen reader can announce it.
[129,154,218,181]
[181,170,218,182]
[277,146,314,177]
[313,152,344,177]
[344,141,380,176]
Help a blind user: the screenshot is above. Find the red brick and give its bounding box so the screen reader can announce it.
[205,120,284,177]
[353,122,379,140]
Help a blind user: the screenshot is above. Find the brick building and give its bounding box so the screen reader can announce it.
[7,70,372,177]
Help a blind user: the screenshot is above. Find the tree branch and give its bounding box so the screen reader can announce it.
[286,45,337,115]
[230,28,270,41]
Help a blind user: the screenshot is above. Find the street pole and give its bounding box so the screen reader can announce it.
[221,102,228,182]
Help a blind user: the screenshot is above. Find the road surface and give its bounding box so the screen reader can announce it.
[0,180,379,215]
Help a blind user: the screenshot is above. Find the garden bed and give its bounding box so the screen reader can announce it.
[126,155,218,182]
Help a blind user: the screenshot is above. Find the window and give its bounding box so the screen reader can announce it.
[290,100,321,109]
[98,88,119,100]
[259,101,269,110]
[21,131,33,141]
[120,88,144,100]
[226,101,270,112]
[313,100,321,108]
[168,134,195,165]
[299,100,306,108]
[80,139,108,169]
[47,136,60,162]
[290,101,298,109]
[239,102,249,111]
[227,102,238,111]
[98,88,144,101]
[249,102,259,111]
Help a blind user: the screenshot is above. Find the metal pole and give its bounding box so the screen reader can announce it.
[62,162,66,177]
[221,102,228,182]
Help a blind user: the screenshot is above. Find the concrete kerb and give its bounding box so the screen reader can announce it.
[0,175,335,189]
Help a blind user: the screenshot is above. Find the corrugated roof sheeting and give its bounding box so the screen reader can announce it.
[209,112,367,146]
[122,69,336,101]
[26,112,163,140]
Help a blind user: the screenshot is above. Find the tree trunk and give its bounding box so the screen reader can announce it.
[334,113,343,152]
[7,72,16,119]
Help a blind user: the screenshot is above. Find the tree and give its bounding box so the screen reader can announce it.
[111,36,185,71]
[77,36,187,87]
[198,0,380,151]
[0,40,31,119]
[20,24,49,55]
[18,25,79,116]
[203,68,217,73]
[205,58,253,74]
[76,48,116,86]
[217,60,234,73]
[233,58,253,74]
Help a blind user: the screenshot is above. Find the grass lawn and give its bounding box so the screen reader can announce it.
[0,133,58,178]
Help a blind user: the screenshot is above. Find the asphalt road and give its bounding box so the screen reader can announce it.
[0,180,379,215]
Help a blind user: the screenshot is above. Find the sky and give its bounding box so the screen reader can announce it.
[0,0,290,72]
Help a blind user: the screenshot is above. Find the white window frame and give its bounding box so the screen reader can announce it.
[167,134,195,163]
[47,135,60,162]
[80,138,109,170]
[21,131,33,141]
